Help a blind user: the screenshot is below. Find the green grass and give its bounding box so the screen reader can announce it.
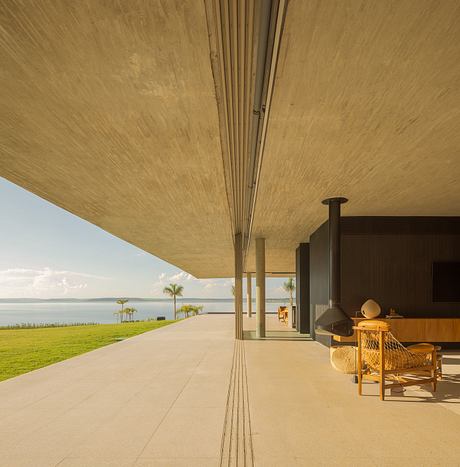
[0,320,175,382]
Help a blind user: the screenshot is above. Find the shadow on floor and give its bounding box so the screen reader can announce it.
[243,330,312,341]
[360,363,460,404]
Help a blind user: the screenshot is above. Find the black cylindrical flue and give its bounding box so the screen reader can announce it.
[315,197,353,337]
[328,198,342,307]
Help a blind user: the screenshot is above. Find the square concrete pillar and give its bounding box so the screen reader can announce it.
[246,272,252,317]
[256,237,266,338]
[234,233,243,340]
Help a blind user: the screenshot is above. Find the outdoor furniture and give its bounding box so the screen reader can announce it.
[277,306,288,323]
[407,343,443,380]
[356,320,439,400]
[330,345,357,374]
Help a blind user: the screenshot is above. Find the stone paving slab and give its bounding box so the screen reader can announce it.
[0,316,234,467]
[243,317,460,467]
[1,314,459,467]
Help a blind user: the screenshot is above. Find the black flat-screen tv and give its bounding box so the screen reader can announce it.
[432,262,460,302]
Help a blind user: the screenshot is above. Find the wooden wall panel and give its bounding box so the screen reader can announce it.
[295,243,310,334]
[340,218,460,318]
[309,222,330,344]
[334,318,460,343]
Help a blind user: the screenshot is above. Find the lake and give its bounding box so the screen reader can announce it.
[0,300,285,326]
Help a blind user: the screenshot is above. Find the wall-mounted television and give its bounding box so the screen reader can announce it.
[432,262,460,302]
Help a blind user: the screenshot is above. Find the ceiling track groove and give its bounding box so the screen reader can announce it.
[245,0,288,259]
[205,0,286,271]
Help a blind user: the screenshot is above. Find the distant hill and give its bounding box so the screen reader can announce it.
[0,297,288,303]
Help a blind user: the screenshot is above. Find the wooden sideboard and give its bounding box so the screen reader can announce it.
[333,317,460,343]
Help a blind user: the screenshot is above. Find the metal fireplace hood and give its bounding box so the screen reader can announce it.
[315,197,354,337]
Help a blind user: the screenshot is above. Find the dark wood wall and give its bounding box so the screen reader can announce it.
[341,217,460,317]
[309,221,330,344]
[295,243,310,334]
[309,217,460,344]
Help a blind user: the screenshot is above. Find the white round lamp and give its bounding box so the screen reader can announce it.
[361,299,381,319]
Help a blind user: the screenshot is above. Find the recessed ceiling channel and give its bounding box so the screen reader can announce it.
[204,0,287,260]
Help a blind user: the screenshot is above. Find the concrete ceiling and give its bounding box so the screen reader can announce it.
[249,0,460,273]
[0,1,234,278]
[1,0,459,278]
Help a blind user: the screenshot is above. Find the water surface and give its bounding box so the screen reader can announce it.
[0,300,284,326]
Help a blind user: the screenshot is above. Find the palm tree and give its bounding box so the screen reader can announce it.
[163,283,184,320]
[283,278,296,308]
[124,307,137,322]
[116,299,128,323]
[179,304,191,318]
[178,304,202,318]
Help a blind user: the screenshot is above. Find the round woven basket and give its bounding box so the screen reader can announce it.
[330,346,357,374]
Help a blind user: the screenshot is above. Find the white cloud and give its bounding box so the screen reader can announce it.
[151,271,194,297]
[134,251,148,257]
[151,271,234,298]
[151,272,168,297]
[169,271,193,282]
[0,268,108,298]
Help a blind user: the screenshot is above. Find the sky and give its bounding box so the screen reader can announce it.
[0,177,287,299]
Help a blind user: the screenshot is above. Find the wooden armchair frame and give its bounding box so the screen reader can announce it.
[277,306,288,323]
[355,320,438,401]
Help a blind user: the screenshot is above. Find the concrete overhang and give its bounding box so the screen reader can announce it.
[0,1,234,278]
[1,0,459,278]
[248,0,460,273]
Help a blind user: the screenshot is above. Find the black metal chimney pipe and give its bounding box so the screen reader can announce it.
[315,197,354,337]
[328,198,342,308]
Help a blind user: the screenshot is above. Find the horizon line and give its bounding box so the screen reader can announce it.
[0,296,288,301]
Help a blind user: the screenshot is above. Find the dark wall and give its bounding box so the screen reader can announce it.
[295,243,310,334]
[309,216,460,345]
[309,221,330,344]
[340,217,460,318]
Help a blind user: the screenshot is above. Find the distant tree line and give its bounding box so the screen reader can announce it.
[114,284,205,324]
[114,299,137,323]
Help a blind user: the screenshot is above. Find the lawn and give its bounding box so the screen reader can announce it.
[0,320,174,382]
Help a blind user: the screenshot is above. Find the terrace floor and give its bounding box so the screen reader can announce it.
[0,314,459,466]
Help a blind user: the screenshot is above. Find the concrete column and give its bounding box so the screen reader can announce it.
[246,272,252,317]
[256,237,266,338]
[234,232,243,340]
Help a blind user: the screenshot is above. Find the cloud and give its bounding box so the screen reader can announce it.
[134,251,148,257]
[151,271,234,298]
[0,268,108,298]
[151,272,169,297]
[168,271,193,282]
[151,271,194,297]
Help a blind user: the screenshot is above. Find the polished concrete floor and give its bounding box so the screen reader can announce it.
[0,315,459,466]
